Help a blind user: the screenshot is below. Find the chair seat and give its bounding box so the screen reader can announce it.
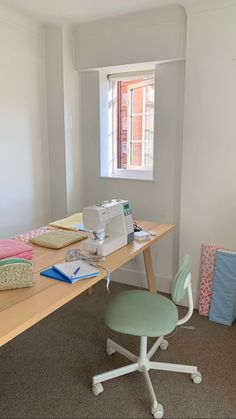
[105,290,178,337]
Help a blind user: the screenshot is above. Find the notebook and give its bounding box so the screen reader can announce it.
[40,268,74,283]
[40,260,99,284]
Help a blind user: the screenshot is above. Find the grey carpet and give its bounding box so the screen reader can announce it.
[0,281,235,419]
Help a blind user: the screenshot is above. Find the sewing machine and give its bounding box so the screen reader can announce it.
[82,199,134,257]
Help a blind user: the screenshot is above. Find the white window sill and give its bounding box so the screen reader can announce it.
[100,168,154,181]
[99,175,156,183]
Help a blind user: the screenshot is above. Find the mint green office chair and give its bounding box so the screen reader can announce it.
[92,255,202,418]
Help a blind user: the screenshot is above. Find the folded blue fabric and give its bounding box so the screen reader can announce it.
[209,250,236,326]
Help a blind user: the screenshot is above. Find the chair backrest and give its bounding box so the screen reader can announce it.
[171,254,192,304]
[171,254,193,325]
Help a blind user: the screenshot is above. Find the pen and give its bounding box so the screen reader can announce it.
[71,266,80,278]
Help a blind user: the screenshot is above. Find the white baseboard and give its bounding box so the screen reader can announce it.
[111,267,199,309]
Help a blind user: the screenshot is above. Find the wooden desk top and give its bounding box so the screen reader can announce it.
[0,221,174,347]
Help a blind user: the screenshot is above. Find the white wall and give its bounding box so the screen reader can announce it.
[180,2,236,305]
[76,5,186,70]
[63,25,84,215]
[0,7,84,238]
[77,5,186,292]
[45,24,84,222]
[0,4,50,238]
[45,24,67,220]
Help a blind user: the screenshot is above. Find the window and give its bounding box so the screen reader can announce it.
[100,69,155,180]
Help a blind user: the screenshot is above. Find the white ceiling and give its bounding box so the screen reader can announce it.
[1,0,193,23]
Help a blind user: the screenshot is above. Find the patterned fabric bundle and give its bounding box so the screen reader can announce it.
[29,229,86,249]
[12,226,52,242]
[198,244,224,316]
[0,239,34,260]
[0,258,34,290]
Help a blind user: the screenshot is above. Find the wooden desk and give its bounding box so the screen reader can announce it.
[0,221,174,347]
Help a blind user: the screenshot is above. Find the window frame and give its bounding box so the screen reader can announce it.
[100,67,156,181]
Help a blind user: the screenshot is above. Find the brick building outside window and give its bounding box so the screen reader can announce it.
[117,78,155,171]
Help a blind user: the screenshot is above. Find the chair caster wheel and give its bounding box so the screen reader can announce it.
[191,372,202,384]
[92,383,104,396]
[106,345,115,356]
[160,339,168,351]
[152,403,164,418]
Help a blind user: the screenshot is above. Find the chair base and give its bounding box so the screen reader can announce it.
[92,336,202,418]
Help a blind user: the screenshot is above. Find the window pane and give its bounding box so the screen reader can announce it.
[144,85,155,113]
[144,114,154,141]
[131,115,143,142]
[115,76,155,172]
[132,86,143,114]
[130,142,142,166]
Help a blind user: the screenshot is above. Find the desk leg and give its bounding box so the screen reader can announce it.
[143,248,156,293]
[88,287,93,295]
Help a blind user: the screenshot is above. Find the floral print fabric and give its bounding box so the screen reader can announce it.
[198,243,225,316]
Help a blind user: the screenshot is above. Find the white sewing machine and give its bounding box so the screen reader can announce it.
[82,199,134,257]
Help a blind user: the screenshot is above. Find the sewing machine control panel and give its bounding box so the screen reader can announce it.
[123,202,132,216]
[122,202,134,242]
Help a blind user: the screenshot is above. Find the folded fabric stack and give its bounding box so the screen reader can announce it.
[209,250,236,326]
[12,226,52,242]
[0,239,34,260]
[198,244,224,316]
[29,229,87,249]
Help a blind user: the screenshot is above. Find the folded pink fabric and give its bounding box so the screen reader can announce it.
[0,239,34,260]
